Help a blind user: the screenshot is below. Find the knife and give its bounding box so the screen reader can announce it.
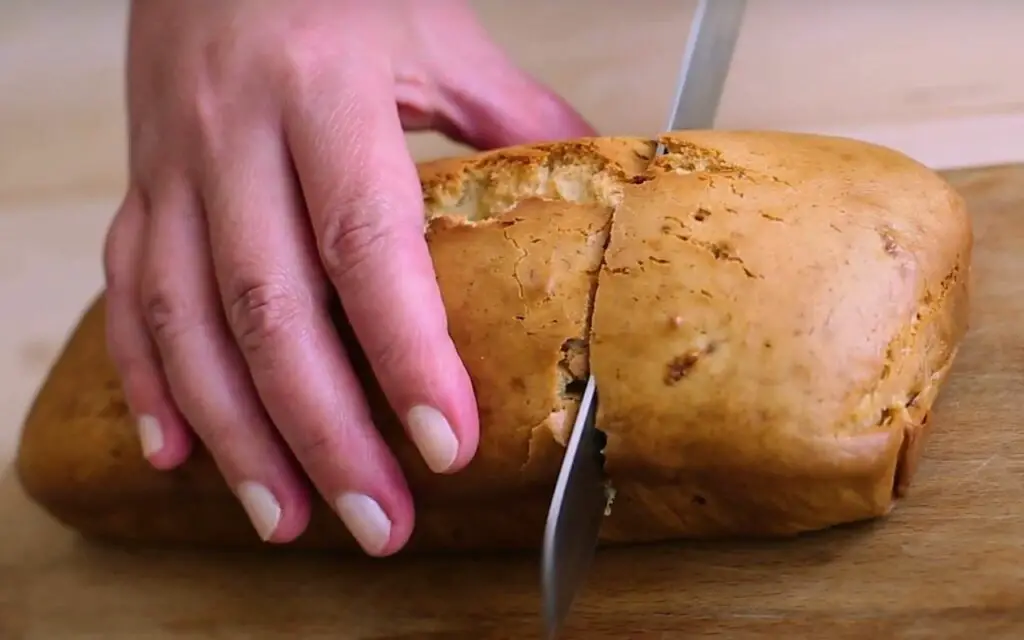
[539,1,748,637]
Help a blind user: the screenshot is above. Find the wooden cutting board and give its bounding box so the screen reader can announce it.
[1,163,1023,640]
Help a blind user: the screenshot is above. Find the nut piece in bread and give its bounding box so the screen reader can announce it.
[15,131,972,552]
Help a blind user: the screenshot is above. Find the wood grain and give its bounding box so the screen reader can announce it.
[0,163,1022,638]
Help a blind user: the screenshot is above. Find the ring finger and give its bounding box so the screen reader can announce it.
[138,171,312,543]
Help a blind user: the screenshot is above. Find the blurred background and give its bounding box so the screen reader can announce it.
[1,0,1023,459]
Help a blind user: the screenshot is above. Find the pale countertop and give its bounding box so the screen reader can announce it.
[3,0,1024,478]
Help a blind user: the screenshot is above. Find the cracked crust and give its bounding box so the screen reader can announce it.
[15,131,972,552]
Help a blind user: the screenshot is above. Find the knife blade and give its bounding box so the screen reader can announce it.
[539,1,747,637]
[661,0,748,137]
[541,375,606,639]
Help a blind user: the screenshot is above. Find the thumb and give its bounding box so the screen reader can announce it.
[415,23,599,149]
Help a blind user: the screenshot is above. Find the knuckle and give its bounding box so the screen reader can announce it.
[189,80,222,145]
[364,332,410,378]
[318,211,393,285]
[184,42,264,159]
[280,40,315,82]
[227,280,308,358]
[140,279,195,343]
[293,428,340,467]
[185,75,233,164]
[289,424,368,492]
[279,35,332,93]
[193,417,238,462]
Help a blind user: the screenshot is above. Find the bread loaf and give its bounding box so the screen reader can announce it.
[15,131,972,552]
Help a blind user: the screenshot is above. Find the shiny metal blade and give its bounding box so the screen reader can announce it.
[541,375,606,639]
[657,0,748,154]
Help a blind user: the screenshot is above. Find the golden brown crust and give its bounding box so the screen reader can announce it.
[15,131,972,552]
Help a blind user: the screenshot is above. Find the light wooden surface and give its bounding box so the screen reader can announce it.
[3,1,1024,637]
[2,163,1022,639]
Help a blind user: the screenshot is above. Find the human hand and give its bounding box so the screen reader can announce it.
[103,0,596,555]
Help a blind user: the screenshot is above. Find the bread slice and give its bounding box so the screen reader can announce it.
[15,131,972,552]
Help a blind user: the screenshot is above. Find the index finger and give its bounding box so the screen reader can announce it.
[284,66,480,478]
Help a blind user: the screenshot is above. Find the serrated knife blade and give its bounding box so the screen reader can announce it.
[539,1,747,637]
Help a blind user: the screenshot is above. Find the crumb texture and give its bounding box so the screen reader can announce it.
[15,131,972,551]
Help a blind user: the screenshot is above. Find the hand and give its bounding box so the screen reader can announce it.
[102,0,596,555]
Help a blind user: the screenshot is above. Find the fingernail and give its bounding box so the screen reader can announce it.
[406,405,458,473]
[136,414,164,459]
[334,492,391,555]
[236,481,281,541]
